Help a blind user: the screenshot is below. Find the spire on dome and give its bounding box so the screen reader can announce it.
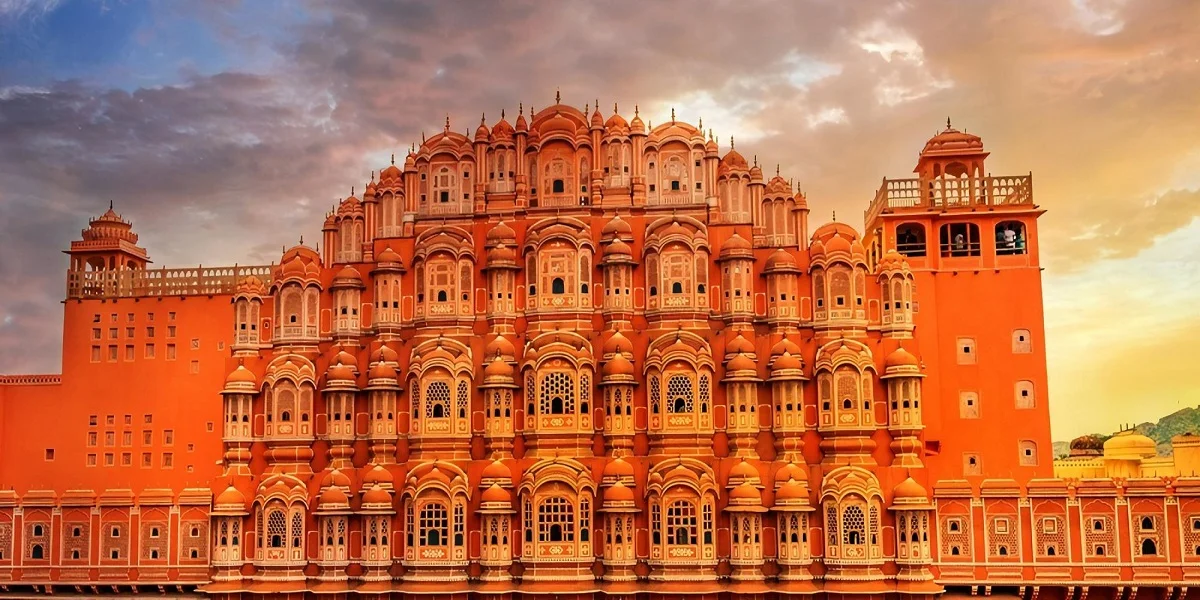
[730,136,735,150]
[671,107,675,122]
[519,102,523,115]
[947,116,952,129]
[444,114,450,132]
[613,102,618,113]
[555,88,561,104]
[501,108,505,119]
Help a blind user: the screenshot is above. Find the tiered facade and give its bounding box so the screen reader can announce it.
[2,99,1157,600]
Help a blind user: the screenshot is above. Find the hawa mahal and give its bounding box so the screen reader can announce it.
[0,98,1188,600]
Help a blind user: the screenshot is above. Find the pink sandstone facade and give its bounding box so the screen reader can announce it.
[0,99,1177,600]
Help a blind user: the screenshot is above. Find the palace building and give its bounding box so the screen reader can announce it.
[0,98,1181,600]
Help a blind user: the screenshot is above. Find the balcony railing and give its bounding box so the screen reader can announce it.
[866,174,1033,223]
[67,265,273,299]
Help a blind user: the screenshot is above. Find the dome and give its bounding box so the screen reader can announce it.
[719,232,753,260]
[603,457,635,479]
[603,481,636,503]
[481,484,512,504]
[729,459,759,483]
[749,163,763,181]
[374,344,399,364]
[326,363,356,384]
[367,360,398,382]
[486,221,517,245]
[601,215,633,238]
[363,465,394,486]
[775,462,808,484]
[1103,430,1158,460]
[331,349,357,368]
[323,469,352,488]
[540,110,578,138]
[765,175,790,196]
[475,115,490,141]
[361,484,392,507]
[811,222,860,245]
[764,248,799,271]
[602,331,634,357]
[224,365,257,386]
[485,335,516,361]
[605,111,628,130]
[726,352,757,373]
[590,106,604,128]
[726,334,754,356]
[603,238,633,258]
[319,487,350,508]
[770,338,801,358]
[215,485,246,507]
[772,351,802,372]
[721,148,749,170]
[487,245,517,264]
[234,275,267,297]
[885,347,920,369]
[483,355,514,378]
[893,477,928,500]
[1069,434,1106,456]
[922,122,984,156]
[481,460,513,482]
[730,482,762,502]
[629,108,644,133]
[775,478,807,501]
[376,246,404,266]
[333,266,363,285]
[602,353,636,378]
[492,115,515,140]
[825,232,852,255]
[380,162,402,182]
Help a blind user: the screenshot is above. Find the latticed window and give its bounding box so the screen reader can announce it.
[842,505,866,545]
[420,503,449,546]
[289,511,303,549]
[666,374,694,414]
[267,511,286,548]
[538,496,575,542]
[453,504,465,546]
[699,374,710,413]
[425,380,451,419]
[666,500,697,545]
[456,380,469,419]
[1036,515,1066,557]
[539,371,576,416]
[649,376,661,414]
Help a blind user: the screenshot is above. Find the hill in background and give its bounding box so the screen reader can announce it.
[1054,406,1200,459]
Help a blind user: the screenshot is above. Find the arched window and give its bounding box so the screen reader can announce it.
[940,223,981,257]
[31,544,43,559]
[1142,538,1158,556]
[552,277,565,294]
[1141,516,1154,531]
[995,221,1027,255]
[420,502,448,547]
[896,223,926,257]
[538,496,575,542]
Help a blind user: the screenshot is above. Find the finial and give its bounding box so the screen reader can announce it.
[109,200,113,210]
[671,107,675,122]
[698,116,703,130]
[555,88,561,104]
[776,164,780,177]
[351,186,354,196]
[518,102,523,115]
[832,210,837,222]
[613,102,618,113]
[390,153,395,165]
[584,102,589,114]
[370,170,375,181]
[481,112,486,125]
[501,108,505,119]
[444,114,450,132]
[753,154,758,167]
[595,98,599,111]
[410,143,415,153]
[709,128,714,141]
[421,131,426,143]
[634,104,639,116]
[730,136,735,149]
[947,116,952,129]
[299,234,304,245]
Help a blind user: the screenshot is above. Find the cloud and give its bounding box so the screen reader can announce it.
[1,0,1199,453]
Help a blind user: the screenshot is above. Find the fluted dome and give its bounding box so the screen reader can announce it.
[486,221,517,245]
[771,351,802,372]
[602,331,634,357]
[483,355,514,378]
[893,476,929,500]
[323,469,352,488]
[729,460,759,484]
[885,347,920,368]
[726,352,757,373]
[603,457,635,479]
[602,353,636,378]
[603,480,636,503]
[764,248,799,272]
[363,464,394,487]
[602,215,633,239]
[922,123,984,156]
[215,485,246,508]
[1103,430,1158,460]
[485,335,517,361]
[481,483,512,504]
[726,333,754,356]
[775,462,808,485]
[481,459,513,482]
[223,365,257,393]
[319,487,350,509]
[361,484,392,507]
[776,478,807,501]
[729,482,762,503]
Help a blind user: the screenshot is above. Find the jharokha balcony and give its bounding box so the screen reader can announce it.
[864,174,1033,225]
[66,264,274,299]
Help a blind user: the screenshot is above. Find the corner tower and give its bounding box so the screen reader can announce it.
[65,203,151,297]
[863,120,1051,481]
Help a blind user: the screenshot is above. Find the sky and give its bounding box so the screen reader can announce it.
[0,0,1197,441]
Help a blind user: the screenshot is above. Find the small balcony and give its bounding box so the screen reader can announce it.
[866,174,1033,224]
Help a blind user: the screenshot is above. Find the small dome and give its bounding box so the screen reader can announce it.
[775,462,808,484]
[730,482,761,502]
[727,352,757,373]
[603,238,633,258]
[225,365,257,385]
[475,116,490,141]
[488,245,517,264]
[765,175,790,196]
[1103,430,1158,460]
[323,469,352,488]
[481,459,513,481]
[602,353,636,377]
[776,478,807,501]
[603,457,635,478]
[826,232,852,255]
[749,163,764,181]
[601,215,633,238]
[922,123,984,156]
[893,476,929,500]
[764,248,798,271]
[726,334,754,356]
[772,351,802,372]
[326,363,356,383]
[375,344,399,364]
[376,246,404,265]
[363,464,394,486]
[885,347,920,368]
[729,460,759,482]
[484,355,514,378]
[630,109,644,133]
[492,116,515,140]
[485,335,516,361]
[770,338,801,358]
[602,331,634,357]
[486,221,517,244]
[215,485,246,507]
[367,360,398,382]
[605,111,628,130]
[721,148,749,170]
[361,484,392,506]
[590,106,604,128]
[319,487,350,508]
[234,275,267,297]
[603,481,636,503]
[720,231,748,253]
[482,484,512,504]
